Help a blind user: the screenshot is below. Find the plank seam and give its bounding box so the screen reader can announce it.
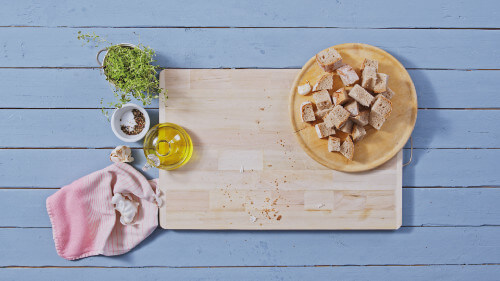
[2,263,500,269]
[1,186,499,190]
[1,147,499,150]
[0,67,499,71]
[1,108,499,110]
[2,26,500,30]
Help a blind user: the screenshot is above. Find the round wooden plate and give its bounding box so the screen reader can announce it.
[289,43,418,172]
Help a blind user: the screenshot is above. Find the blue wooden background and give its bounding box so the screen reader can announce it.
[1,0,499,280]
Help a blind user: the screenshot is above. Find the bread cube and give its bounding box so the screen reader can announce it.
[361,58,378,71]
[297,82,311,96]
[352,124,366,142]
[361,66,377,90]
[336,64,359,86]
[380,87,395,100]
[372,95,392,119]
[300,101,316,122]
[340,136,354,160]
[328,136,341,152]
[369,110,386,130]
[315,107,333,119]
[316,47,343,72]
[313,74,334,92]
[344,101,360,116]
[332,88,351,106]
[324,105,350,129]
[351,110,370,126]
[315,122,335,139]
[339,119,353,134]
[313,90,333,110]
[373,73,388,93]
[348,84,374,107]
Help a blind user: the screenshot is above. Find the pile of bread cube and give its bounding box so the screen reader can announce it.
[299,47,394,160]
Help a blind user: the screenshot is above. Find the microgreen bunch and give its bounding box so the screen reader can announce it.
[78,31,166,118]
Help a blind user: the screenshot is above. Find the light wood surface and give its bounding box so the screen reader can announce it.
[159,69,402,229]
[290,43,418,172]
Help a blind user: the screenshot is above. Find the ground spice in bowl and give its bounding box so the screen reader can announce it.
[120,109,146,135]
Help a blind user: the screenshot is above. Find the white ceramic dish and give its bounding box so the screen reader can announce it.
[111,103,150,142]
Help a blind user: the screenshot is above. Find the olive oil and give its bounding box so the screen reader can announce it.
[143,123,193,170]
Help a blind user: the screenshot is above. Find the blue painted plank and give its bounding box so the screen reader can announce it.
[0,148,497,188]
[1,227,500,266]
[2,0,499,28]
[3,188,499,228]
[1,69,498,109]
[404,149,499,187]
[0,149,158,188]
[1,28,499,69]
[0,109,159,148]
[0,109,498,149]
[2,265,500,281]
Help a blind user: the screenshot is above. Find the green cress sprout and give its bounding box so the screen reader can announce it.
[78,31,166,118]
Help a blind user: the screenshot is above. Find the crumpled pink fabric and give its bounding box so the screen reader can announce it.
[46,163,160,260]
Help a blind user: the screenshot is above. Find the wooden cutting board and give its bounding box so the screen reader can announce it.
[159,69,402,230]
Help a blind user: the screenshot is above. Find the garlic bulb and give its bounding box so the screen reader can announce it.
[110,145,134,163]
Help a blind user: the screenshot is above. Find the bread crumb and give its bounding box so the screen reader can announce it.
[277,215,282,221]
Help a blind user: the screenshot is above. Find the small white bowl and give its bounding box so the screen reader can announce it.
[111,103,150,142]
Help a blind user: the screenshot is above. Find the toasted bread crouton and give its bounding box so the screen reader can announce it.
[344,101,360,116]
[297,82,312,95]
[315,122,336,139]
[348,84,374,107]
[328,136,341,152]
[372,95,392,118]
[313,90,333,110]
[361,58,378,71]
[369,110,386,130]
[373,73,388,93]
[380,87,395,100]
[352,124,366,142]
[339,119,354,134]
[316,47,343,72]
[350,109,369,126]
[332,88,351,106]
[300,101,316,122]
[340,136,354,160]
[312,73,334,92]
[316,107,333,119]
[336,64,359,86]
[324,105,350,129]
[361,66,377,90]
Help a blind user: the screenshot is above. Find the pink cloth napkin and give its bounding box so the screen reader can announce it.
[46,163,160,260]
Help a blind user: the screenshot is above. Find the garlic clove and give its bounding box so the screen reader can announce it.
[110,145,135,163]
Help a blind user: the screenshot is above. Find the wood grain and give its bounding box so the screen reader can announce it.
[158,69,402,229]
[2,227,500,266]
[4,0,499,28]
[290,43,417,172]
[2,0,500,276]
[3,265,500,281]
[1,28,500,69]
